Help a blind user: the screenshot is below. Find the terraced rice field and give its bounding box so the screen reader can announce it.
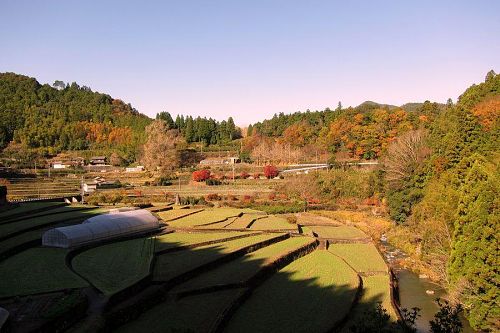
[154,231,258,252]
[173,236,316,292]
[0,202,398,333]
[224,213,262,229]
[0,247,88,298]
[167,208,244,227]
[0,208,104,240]
[309,225,368,239]
[225,250,360,333]
[72,237,155,295]
[0,202,64,221]
[341,275,396,332]
[328,243,388,273]
[249,216,296,230]
[156,208,204,221]
[153,233,284,281]
[116,288,247,333]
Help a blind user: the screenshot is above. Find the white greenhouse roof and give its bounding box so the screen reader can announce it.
[42,209,159,248]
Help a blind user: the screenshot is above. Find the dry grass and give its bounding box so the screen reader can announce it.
[312,210,392,241]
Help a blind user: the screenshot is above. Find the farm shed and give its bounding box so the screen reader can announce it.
[42,210,160,248]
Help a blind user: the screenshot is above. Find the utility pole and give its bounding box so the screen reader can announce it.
[48,162,51,178]
[81,176,85,204]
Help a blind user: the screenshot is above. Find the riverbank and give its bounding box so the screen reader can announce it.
[312,210,475,332]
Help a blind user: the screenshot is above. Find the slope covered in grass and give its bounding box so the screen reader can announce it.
[116,288,246,333]
[310,225,368,239]
[328,243,388,273]
[72,237,154,295]
[225,250,359,333]
[155,231,257,252]
[0,247,88,298]
[249,216,296,230]
[153,233,285,281]
[174,236,316,292]
[167,208,244,227]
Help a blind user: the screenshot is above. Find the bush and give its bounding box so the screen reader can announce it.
[192,169,211,182]
[268,192,276,200]
[180,196,208,206]
[264,165,279,179]
[242,195,254,203]
[206,178,222,186]
[153,176,174,186]
[240,172,250,179]
[253,173,261,179]
[206,193,221,201]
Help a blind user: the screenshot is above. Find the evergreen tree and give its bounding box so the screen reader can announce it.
[448,160,499,331]
[247,124,253,136]
[156,111,175,129]
[227,117,236,140]
[184,116,194,142]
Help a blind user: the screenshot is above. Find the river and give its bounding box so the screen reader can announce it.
[380,234,475,333]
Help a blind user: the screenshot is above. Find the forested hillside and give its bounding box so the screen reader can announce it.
[248,100,444,160]
[395,70,499,331]
[156,111,241,145]
[248,71,499,331]
[0,72,151,160]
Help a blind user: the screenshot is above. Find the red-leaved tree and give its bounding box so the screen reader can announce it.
[263,165,279,179]
[192,169,211,182]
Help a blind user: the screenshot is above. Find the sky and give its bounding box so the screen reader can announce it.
[0,1,499,125]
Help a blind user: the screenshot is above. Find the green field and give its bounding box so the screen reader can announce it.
[328,243,388,273]
[0,208,104,240]
[154,231,258,252]
[341,275,396,332]
[153,233,285,281]
[225,250,360,333]
[0,247,88,298]
[117,288,247,333]
[196,216,238,229]
[167,208,244,227]
[174,236,316,292]
[309,225,368,239]
[72,237,155,295]
[156,208,203,221]
[0,202,64,220]
[0,230,43,256]
[1,205,90,223]
[249,216,296,230]
[0,204,398,331]
[225,213,263,229]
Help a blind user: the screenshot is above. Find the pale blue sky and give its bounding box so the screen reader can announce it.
[1,0,498,124]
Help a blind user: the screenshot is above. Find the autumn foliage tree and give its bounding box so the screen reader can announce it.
[192,169,211,182]
[263,165,279,179]
[141,120,183,173]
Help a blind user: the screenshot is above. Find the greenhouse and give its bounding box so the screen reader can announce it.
[42,209,160,248]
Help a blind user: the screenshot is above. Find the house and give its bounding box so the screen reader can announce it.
[52,161,69,169]
[200,158,225,166]
[125,165,145,172]
[83,182,98,193]
[90,156,107,165]
[199,157,241,165]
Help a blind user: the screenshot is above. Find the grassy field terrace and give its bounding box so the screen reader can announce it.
[0,202,398,333]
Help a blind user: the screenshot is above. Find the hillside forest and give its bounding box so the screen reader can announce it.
[0,71,499,331]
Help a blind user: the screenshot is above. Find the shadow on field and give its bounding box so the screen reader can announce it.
[98,235,391,333]
[1,218,391,333]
